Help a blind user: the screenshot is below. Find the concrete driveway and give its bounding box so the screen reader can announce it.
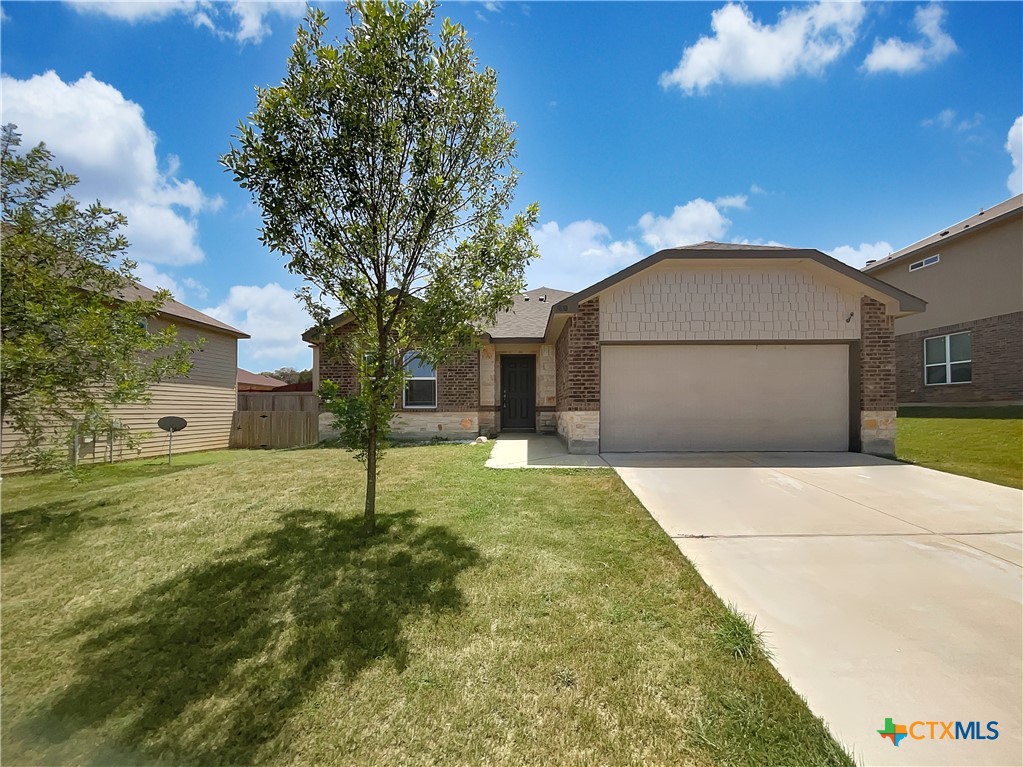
[604,451,1023,767]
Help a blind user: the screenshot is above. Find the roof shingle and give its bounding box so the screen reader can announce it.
[116,282,249,338]
[483,286,573,340]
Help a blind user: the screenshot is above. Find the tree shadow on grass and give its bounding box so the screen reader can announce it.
[1,499,129,556]
[23,509,481,766]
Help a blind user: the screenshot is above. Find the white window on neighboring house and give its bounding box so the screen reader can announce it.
[909,254,940,271]
[924,331,972,385]
[403,351,437,408]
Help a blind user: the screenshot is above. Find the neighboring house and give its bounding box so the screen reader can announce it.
[308,242,923,455]
[269,381,314,392]
[237,368,287,392]
[862,194,1023,405]
[0,284,249,469]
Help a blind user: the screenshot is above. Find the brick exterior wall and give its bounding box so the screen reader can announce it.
[859,296,897,411]
[437,349,480,411]
[895,311,1023,404]
[555,298,600,412]
[318,327,359,398]
[317,327,480,413]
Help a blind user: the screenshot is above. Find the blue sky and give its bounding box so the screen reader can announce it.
[2,1,1020,372]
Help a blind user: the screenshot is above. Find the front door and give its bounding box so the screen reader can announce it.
[501,355,536,431]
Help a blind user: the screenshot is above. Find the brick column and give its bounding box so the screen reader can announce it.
[555,298,600,453]
[859,296,897,455]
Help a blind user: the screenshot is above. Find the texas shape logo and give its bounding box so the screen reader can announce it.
[878,717,909,747]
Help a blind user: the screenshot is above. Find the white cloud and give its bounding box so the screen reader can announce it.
[70,1,195,22]
[921,108,956,129]
[530,196,747,290]
[921,108,983,136]
[134,262,184,299]
[715,194,749,210]
[203,283,312,367]
[829,241,894,269]
[749,183,767,195]
[638,198,732,250]
[1,71,220,266]
[67,0,303,43]
[1008,116,1023,195]
[529,220,640,291]
[660,1,865,94]
[863,2,957,74]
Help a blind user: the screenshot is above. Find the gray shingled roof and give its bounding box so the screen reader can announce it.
[483,286,573,341]
[116,282,250,338]
[862,194,1022,273]
[676,240,793,251]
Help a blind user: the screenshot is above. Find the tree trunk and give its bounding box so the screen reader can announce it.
[364,414,377,535]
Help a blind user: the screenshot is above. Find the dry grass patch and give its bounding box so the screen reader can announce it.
[2,445,852,766]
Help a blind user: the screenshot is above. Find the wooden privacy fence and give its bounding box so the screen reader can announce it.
[232,392,320,449]
[237,392,319,412]
[230,411,319,449]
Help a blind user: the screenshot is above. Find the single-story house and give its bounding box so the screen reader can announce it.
[307,242,925,455]
[237,368,287,392]
[0,284,249,470]
[862,194,1022,405]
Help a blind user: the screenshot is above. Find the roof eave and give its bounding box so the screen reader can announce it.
[157,311,251,339]
[554,247,926,315]
[863,197,1023,273]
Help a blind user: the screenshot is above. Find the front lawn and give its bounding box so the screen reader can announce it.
[897,406,1023,489]
[1,446,852,766]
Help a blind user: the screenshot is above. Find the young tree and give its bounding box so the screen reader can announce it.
[1,125,198,470]
[223,1,537,533]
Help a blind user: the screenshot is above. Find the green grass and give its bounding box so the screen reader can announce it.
[897,406,1023,489]
[1,446,853,767]
[713,605,774,663]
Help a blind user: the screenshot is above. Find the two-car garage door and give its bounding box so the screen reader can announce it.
[600,345,850,452]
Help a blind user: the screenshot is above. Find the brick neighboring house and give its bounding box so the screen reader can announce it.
[862,194,1023,406]
[306,243,924,455]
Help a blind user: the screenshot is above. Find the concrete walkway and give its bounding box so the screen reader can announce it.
[605,452,1023,767]
[485,433,608,469]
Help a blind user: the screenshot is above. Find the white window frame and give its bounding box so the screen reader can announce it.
[924,331,972,386]
[402,351,437,409]
[909,254,940,271]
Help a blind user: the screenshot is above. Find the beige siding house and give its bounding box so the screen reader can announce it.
[0,285,249,470]
[862,194,1022,404]
[310,243,923,455]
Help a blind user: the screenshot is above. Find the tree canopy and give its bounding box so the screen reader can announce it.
[223,1,538,531]
[1,125,198,470]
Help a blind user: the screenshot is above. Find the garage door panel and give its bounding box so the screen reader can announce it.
[601,345,849,452]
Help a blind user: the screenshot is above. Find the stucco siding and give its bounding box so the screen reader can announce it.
[600,263,861,342]
[868,213,1023,335]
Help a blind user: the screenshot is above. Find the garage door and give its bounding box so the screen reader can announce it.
[601,345,849,452]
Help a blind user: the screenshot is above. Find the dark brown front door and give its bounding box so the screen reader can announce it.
[501,355,536,431]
